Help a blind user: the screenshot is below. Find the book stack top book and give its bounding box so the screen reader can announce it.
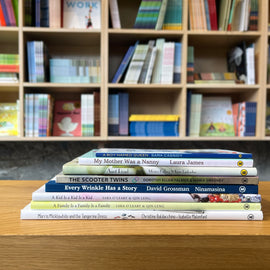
[21,148,263,221]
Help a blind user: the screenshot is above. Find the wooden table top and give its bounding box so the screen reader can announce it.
[0,180,269,236]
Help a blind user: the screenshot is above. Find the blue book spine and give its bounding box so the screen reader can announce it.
[35,0,41,27]
[173,42,182,83]
[119,92,129,136]
[245,102,257,136]
[129,121,179,136]
[45,181,258,194]
[0,0,10,26]
[111,46,135,83]
[40,0,49,27]
[108,93,120,135]
[95,151,253,159]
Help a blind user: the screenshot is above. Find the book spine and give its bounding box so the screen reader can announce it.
[160,42,175,84]
[111,45,135,83]
[45,182,259,194]
[21,207,264,220]
[62,164,257,176]
[109,0,121,29]
[55,174,259,185]
[0,0,10,26]
[78,157,254,167]
[95,151,252,159]
[32,190,262,202]
[31,201,261,211]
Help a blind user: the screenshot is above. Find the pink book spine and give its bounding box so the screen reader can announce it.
[6,0,16,26]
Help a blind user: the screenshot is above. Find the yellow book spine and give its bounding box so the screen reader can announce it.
[30,201,261,211]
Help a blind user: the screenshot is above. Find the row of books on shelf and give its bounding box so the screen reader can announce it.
[24,92,100,137]
[108,91,180,137]
[0,0,18,26]
[188,41,255,85]
[27,41,101,83]
[112,39,181,84]
[24,0,101,29]
[187,93,257,137]
[21,148,263,220]
[188,0,258,31]
[132,0,182,30]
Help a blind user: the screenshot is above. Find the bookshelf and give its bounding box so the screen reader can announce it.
[0,0,269,141]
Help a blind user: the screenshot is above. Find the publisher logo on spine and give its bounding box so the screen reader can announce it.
[237,161,243,167]
[244,203,250,210]
[241,169,248,176]
[239,186,246,193]
[248,214,254,220]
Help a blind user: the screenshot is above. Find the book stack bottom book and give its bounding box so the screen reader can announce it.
[21,148,263,220]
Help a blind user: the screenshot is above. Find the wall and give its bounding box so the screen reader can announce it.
[0,141,269,181]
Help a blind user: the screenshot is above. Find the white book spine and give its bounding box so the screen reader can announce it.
[109,0,121,29]
[78,157,254,167]
[160,42,175,84]
[21,205,263,220]
[145,47,158,84]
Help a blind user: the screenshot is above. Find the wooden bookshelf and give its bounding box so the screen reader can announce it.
[0,0,269,141]
[0,180,269,269]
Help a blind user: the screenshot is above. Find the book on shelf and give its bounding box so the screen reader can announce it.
[63,0,101,29]
[155,0,168,30]
[151,38,165,83]
[45,180,259,194]
[162,0,183,30]
[21,205,264,220]
[200,96,235,137]
[187,46,194,83]
[109,0,121,29]
[49,0,61,28]
[266,102,270,136]
[27,41,49,83]
[108,92,119,136]
[173,42,182,83]
[0,53,19,74]
[248,0,258,31]
[193,72,237,84]
[0,0,17,26]
[108,91,129,136]
[93,91,100,136]
[31,200,261,211]
[50,57,100,83]
[199,96,235,137]
[233,101,257,137]
[111,42,138,83]
[133,0,163,29]
[0,102,19,136]
[144,46,158,84]
[187,0,257,31]
[123,44,149,84]
[118,92,129,136]
[188,93,202,137]
[160,42,175,84]
[81,94,94,136]
[129,114,179,137]
[24,93,53,137]
[52,100,81,136]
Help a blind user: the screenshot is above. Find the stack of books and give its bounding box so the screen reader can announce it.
[0,53,19,83]
[50,58,101,83]
[21,148,263,221]
[129,114,180,136]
